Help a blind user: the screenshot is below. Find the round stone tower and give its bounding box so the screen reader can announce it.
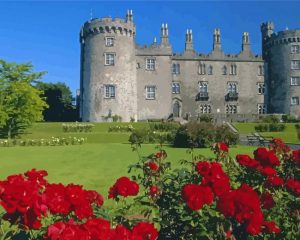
[261,22,300,117]
[79,10,137,122]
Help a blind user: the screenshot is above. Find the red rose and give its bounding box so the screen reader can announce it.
[25,168,48,186]
[260,192,275,209]
[132,222,158,240]
[149,186,159,197]
[254,147,269,163]
[286,178,300,195]
[84,218,111,240]
[155,150,167,159]
[146,162,159,172]
[195,161,211,177]
[245,211,264,236]
[292,149,300,165]
[110,224,132,240]
[263,221,281,234]
[236,154,260,168]
[182,184,214,211]
[266,176,284,187]
[258,166,277,176]
[254,148,280,167]
[109,177,139,199]
[217,142,229,152]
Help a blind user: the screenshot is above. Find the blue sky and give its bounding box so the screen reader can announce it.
[0,1,299,95]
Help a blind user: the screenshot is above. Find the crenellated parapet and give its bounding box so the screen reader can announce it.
[80,15,136,43]
[262,29,300,49]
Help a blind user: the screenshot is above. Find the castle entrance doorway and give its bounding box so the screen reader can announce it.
[173,101,180,117]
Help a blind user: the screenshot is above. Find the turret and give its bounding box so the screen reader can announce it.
[185,29,193,51]
[242,32,250,52]
[126,9,133,22]
[213,28,221,51]
[261,22,274,59]
[161,23,169,45]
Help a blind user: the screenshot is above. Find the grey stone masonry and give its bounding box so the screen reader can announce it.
[79,11,300,122]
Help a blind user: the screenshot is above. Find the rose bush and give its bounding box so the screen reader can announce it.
[0,138,299,239]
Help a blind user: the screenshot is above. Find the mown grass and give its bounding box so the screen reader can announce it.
[234,123,299,144]
[0,143,256,201]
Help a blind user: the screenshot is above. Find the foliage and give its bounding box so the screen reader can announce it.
[62,122,94,132]
[0,60,48,138]
[108,124,134,132]
[0,136,86,147]
[149,122,180,132]
[173,122,238,148]
[36,82,77,122]
[129,128,175,145]
[281,114,299,123]
[255,123,285,132]
[259,115,280,124]
[197,114,213,123]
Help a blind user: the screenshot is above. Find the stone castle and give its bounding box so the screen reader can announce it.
[79,10,300,122]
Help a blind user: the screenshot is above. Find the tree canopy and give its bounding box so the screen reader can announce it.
[35,82,78,122]
[0,60,48,138]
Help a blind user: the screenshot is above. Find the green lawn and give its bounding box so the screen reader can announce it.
[233,123,299,144]
[0,143,256,197]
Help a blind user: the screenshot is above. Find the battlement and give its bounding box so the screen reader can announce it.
[80,11,135,43]
[263,29,300,49]
[172,52,263,62]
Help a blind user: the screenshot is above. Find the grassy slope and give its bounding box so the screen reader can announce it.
[234,123,299,144]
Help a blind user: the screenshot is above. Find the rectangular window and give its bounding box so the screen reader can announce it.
[104,85,115,98]
[172,63,180,75]
[257,104,266,114]
[199,81,208,93]
[291,77,300,86]
[291,60,300,70]
[146,58,155,71]
[172,83,180,94]
[199,63,206,75]
[257,82,265,94]
[229,64,237,75]
[105,53,115,66]
[226,104,237,114]
[291,96,299,105]
[105,37,114,47]
[199,104,211,114]
[146,86,156,100]
[227,82,238,93]
[258,65,264,76]
[291,45,300,53]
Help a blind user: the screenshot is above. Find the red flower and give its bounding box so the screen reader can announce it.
[108,177,139,199]
[260,192,275,209]
[84,218,111,240]
[155,150,167,159]
[149,186,159,197]
[217,142,229,152]
[236,154,260,168]
[182,184,214,211]
[266,176,284,187]
[254,148,280,167]
[245,211,264,236]
[291,149,300,165]
[25,168,48,186]
[195,161,211,177]
[110,224,132,240]
[263,221,281,234]
[43,183,71,215]
[286,178,300,195]
[132,222,158,240]
[258,166,277,176]
[146,162,159,172]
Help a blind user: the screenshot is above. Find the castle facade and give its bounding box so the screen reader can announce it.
[79,10,300,122]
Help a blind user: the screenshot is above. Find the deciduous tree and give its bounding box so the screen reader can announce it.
[0,60,48,138]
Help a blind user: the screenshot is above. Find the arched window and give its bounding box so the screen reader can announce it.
[222,66,227,75]
[208,65,213,75]
[173,101,181,117]
[199,63,206,75]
